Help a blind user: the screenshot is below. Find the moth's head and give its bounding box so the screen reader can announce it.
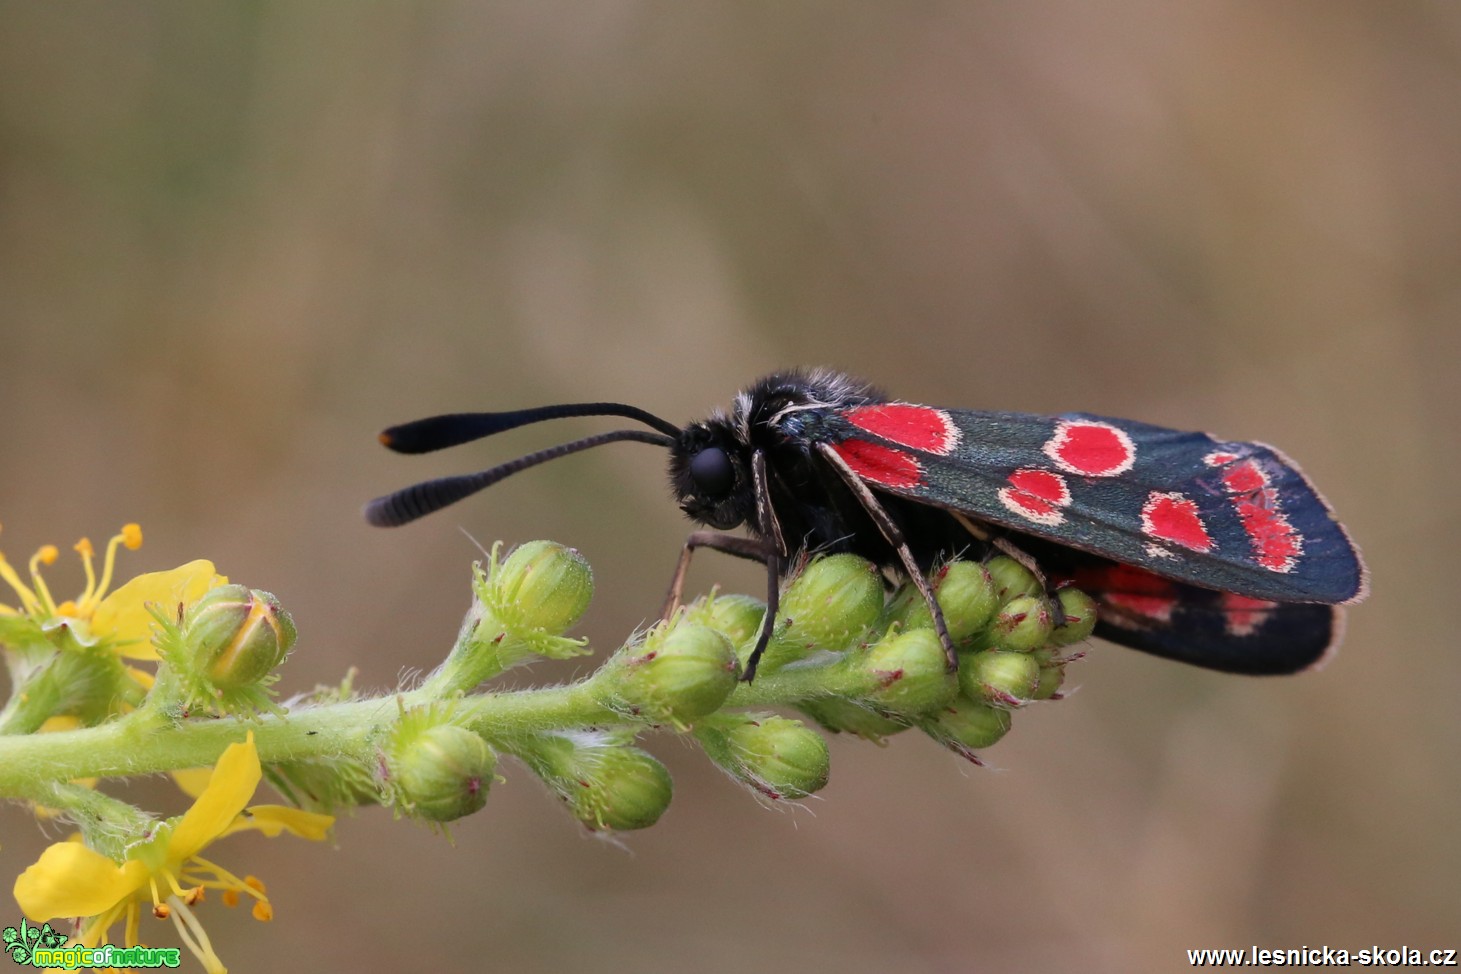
[669,418,755,531]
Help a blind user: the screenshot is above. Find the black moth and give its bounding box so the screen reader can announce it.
[366,369,1367,681]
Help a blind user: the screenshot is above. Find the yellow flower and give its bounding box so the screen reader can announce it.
[0,522,224,660]
[13,733,333,974]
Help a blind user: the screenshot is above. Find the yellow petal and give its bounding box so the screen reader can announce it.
[222,805,335,842]
[169,734,261,860]
[14,841,148,920]
[90,560,222,660]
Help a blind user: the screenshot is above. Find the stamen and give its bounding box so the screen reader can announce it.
[189,855,266,902]
[94,526,138,608]
[28,546,60,615]
[166,895,226,974]
[0,526,41,613]
[163,870,191,899]
[222,889,240,908]
[74,537,98,607]
[0,555,39,611]
[147,874,165,909]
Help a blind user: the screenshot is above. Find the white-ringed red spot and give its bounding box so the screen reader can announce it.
[998,468,1071,526]
[1140,491,1213,553]
[1206,454,1302,573]
[832,439,922,489]
[1043,420,1136,477]
[844,404,960,455]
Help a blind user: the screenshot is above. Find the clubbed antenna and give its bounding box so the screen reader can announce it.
[379,403,681,454]
[365,429,675,527]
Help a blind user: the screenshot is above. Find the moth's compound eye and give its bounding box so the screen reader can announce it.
[689,446,735,498]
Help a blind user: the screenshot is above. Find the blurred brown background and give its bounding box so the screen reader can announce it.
[1,3,1456,971]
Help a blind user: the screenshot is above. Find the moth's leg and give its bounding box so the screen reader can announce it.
[664,453,792,684]
[739,451,792,683]
[659,532,772,621]
[817,444,958,671]
[740,543,783,683]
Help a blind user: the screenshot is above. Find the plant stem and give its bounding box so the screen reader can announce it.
[0,662,844,800]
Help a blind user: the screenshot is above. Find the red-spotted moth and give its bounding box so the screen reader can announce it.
[367,369,1367,681]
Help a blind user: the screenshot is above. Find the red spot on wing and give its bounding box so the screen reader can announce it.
[1008,469,1069,505]
[1221,463,1266,494]
[1211,457,1302,572]
[1234,499,1301,570]
[1058,563,1179,626]
[844,404,959,454]
[998,468,1070,526]
[1221,593,1274,637]
[1044,420,1136,477]
[833,439,922,488]
[1105,591,1178,624]
[1141,492,1213,553]
[1079,562,1172,593]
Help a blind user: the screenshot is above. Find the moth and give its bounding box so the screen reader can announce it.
[366,369,1367,681]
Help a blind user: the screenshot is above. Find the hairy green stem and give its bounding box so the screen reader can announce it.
[0,663,842,799]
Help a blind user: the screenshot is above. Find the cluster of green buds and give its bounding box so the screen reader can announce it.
[359,542,1095,831]
[2,530,1100,972]
[710,553,1094,764]
[437,544,1091,825]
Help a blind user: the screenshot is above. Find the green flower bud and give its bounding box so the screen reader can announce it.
[987,595,1054,653]
[855,628,957,717]
[185,585,296,689]
[495,541,593,634]
[884,561,999,645]
[921,693,1013,758]
[1031,661,1066,700]
[798,696,909,744]
[688,592,766,646]
[569,744,674,832]
[389,723,496,822]
[696,713,830,800]
[518,732,674,831]
[933,561,1001,642]
[984,555,1042,603]
[961,649,1040,706]
[1050,587,1099,646]
[611,623,739,727]
[777,554,884,651]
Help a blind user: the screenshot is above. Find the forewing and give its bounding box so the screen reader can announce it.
[819,404,1366,605]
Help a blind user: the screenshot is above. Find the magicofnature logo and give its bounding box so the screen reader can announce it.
[3,919,181,969]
